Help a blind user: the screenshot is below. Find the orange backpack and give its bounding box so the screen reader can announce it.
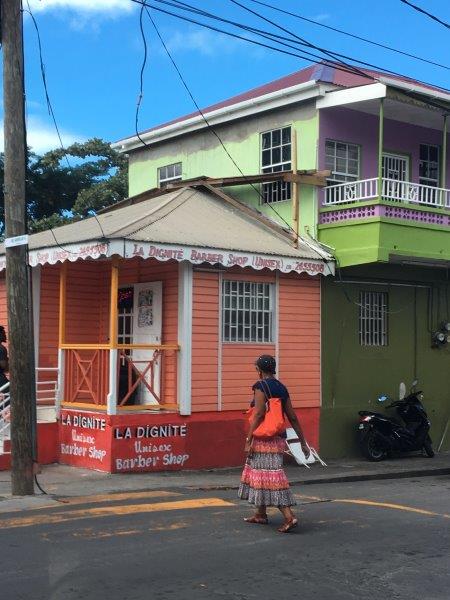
[247,379,286,439]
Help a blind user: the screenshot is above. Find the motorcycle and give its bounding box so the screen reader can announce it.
[358,380,434,461]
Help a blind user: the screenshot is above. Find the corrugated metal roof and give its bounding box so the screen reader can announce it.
[4,186,331,262]
[115,62,450,146]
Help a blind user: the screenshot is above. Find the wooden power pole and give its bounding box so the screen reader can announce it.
[2,0,36,495]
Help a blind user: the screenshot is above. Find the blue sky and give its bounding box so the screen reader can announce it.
[3,0,449,154]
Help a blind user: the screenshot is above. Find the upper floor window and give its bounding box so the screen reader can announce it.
[222,280,274,343]
[419,144,439,187]
[325,140,360,185]
[359,291,388,347]
[261,126,291,203]
[158,162,182,187]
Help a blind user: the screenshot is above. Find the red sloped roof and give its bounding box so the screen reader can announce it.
[121,62,449,142]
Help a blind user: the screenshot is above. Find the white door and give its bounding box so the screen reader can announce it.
[382,153,409,200]
[132,282,163,405]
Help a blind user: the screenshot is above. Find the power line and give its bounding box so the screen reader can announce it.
[131,0,450,92]
[23,4,71,169]
[129,0,372,79]
[229,0,369,79]
[135,3,151,149]
[152,0,369,79]
[22,2,108,248]
[400,0,450,30]
[144,5,303,241]
[247,0,450,72]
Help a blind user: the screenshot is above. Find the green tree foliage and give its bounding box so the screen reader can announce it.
[0,138,128,234]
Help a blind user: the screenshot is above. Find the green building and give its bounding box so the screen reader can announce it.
[114,63,450,456]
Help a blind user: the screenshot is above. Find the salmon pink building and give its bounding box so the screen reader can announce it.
[0,183,333,472]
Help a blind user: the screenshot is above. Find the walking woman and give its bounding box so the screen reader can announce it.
[238,355,310,533]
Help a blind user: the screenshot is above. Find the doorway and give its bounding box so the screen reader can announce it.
[118,281,163,405]
[382,153,409,200]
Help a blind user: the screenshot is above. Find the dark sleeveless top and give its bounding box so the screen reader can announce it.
[251,378,289,406]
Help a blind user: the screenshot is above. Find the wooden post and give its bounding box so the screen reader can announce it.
[107,258,119,414]
[58,262,68,347]
[291,129,299,247]
[109,258,119,347]
[57,262,68,416]
[2,0,35,495]
[442,115,447,189]
[378,98,384,198]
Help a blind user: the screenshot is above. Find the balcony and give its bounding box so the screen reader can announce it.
[318,178,450,268]
[323,178,450,210]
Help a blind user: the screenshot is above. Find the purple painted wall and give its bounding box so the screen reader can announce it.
[319,107,450,190]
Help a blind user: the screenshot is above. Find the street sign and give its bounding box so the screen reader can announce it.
[4,234,29,248]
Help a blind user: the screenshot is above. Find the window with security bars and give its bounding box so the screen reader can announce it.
[359,291,388,346]
[325,140,360,185]
[419,144,440,187]
[261,126,291,203]
[158,162,182,187]
[222,280,274,343]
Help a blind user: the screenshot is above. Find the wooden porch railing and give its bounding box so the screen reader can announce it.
[61,344,179,412]
[63,346,110,407]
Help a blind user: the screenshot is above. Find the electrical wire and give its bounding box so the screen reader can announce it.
[400,0,450,30]
[151,0,370,79]
[229,0,369,79]
[23,4,70,170]
[22,2,108,252]
[132,0,450,91]
[129,0,373,79]
[247,0,450,72]
[135,3,151,149]
[143,5,303,242]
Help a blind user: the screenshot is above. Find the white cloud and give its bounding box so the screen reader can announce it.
[27,0,134,14]
[0,115,84,155]
[163,27,265,58]
[311,13,331,22]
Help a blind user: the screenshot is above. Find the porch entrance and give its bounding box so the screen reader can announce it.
[382,153,409,200]
[118,281,162,405]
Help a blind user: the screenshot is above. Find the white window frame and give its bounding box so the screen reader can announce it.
[260,126,292,204]
[158,162,182,187]
[222,280,275,343]
[359,291,388,347]
[325,140,360,185]
[419,144,440,187]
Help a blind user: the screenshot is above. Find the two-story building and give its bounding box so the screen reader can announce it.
[114,62,450,457]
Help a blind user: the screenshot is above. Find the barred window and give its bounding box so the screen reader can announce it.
[261,126,291,203]
[158,162,182,187]
[222,280,274,343]
[359,291,388,346]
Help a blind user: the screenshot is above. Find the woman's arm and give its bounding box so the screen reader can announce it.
[283,397,310,458]
[245,388,266,452]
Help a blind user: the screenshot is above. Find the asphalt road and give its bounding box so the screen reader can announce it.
[0,476,449,600]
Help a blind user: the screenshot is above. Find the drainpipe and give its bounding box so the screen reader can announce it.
[378,98,384,199]
[442,114,447,189]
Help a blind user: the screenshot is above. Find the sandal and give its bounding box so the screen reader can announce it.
[278,518,298,533]
[244,515,269,525]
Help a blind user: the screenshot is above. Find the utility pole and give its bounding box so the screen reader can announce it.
[2,0,36,495]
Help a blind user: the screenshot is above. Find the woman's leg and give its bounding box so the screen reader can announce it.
[278,506,298,532]
[244,504,268,524]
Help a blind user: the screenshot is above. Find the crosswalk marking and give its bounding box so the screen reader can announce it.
[55,490,181,507]
[0,498,235,529]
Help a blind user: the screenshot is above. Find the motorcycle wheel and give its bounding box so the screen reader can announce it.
[423,435,435,458]
[361,431,387,462]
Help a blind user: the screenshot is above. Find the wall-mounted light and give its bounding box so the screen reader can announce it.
[432,322,450,348]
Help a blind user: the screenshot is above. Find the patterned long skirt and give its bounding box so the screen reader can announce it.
[238,436,296,507]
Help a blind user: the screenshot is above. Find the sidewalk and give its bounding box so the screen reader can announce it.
[0,452,449,512]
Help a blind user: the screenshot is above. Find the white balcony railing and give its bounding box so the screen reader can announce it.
[324,178,450,209]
